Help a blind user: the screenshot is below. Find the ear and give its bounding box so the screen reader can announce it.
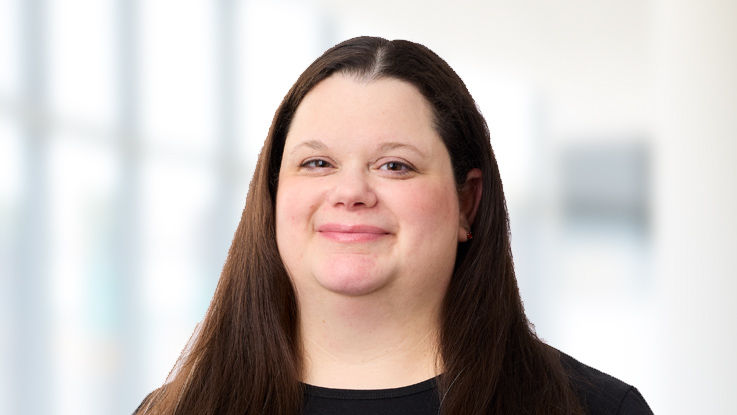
[458,168,483,242]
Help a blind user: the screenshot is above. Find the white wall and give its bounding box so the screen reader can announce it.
[653,1,737,413]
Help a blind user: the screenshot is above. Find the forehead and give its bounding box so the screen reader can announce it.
[284,74,440,150]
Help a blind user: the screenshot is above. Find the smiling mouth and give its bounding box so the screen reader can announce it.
[317,224,391,242]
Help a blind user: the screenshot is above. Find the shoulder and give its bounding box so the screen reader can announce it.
[558,351,653,415]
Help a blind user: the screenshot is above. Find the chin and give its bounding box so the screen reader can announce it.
[314,258,391,297]
[318,275,387,297]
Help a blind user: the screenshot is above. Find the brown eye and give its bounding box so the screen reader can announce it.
[380,161,412,172]
[302,159,333,168]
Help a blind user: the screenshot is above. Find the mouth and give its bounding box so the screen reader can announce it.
[317,223,391,242]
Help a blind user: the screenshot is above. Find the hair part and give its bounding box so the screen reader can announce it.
[139,36,583,415]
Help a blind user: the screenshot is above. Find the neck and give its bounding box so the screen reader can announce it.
[298,289,443,389]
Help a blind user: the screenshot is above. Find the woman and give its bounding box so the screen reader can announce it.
[136,36,652,414]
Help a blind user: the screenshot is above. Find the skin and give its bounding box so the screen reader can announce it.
[275,74,481,388]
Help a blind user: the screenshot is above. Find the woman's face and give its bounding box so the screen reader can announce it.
[275,74,469,301]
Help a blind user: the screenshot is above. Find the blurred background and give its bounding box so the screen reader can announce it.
[1,0,735,413]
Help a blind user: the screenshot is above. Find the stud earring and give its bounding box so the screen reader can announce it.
[466,231,473,241]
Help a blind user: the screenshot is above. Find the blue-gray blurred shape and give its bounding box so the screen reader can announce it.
[560,140,650,230]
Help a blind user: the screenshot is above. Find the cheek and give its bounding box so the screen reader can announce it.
[276,180,317,227]
[275,181,308,260]
[399,181,459,234]
[275,180,318,277]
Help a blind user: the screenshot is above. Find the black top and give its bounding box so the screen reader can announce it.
[560,352,652,414]
[136,377,442,415]
[134,352,653,414]
[301,352,653,415]
[303,376,439,415]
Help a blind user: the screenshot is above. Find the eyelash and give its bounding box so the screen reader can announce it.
[301,159,333,169]
[300,159,415,175]
[378,161,413,174]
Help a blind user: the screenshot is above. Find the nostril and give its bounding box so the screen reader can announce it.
[328,174,378,209]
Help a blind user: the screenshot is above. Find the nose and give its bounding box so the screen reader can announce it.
[327,166,378,210]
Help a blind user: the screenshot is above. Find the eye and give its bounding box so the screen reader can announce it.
[301,159,333,169]
[378,160,415,174]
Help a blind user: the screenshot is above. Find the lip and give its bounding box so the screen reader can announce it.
[317,223,391,242]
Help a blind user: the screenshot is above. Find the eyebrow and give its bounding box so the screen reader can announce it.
[377,142,426,157]
[289,139,327,155]
[289,139,426,157]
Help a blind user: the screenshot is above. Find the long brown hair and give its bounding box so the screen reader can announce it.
[139,36,582,415]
